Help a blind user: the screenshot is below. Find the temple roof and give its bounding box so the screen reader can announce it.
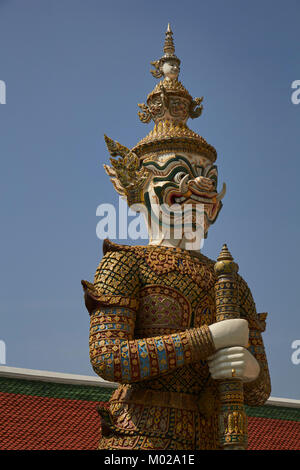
[0,366,299,450]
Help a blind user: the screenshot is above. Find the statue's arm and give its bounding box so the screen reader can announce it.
[89,306,215,383]
[238,277,271,406]
[243,321,271,406]
[83,248,216,384]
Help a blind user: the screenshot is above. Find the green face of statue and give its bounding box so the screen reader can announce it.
[141,153,226,241]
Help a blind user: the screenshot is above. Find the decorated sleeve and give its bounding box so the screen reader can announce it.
[89,306,215,383]
[238,276,271,406]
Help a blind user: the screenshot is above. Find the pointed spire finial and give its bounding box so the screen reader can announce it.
[150,25,181,79]
[217,244,233,262]
[214,244,239,275]
[164,23,175,56]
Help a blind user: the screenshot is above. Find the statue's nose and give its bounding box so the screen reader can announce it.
[193,176,214,191]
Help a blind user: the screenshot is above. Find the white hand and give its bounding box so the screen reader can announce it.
[207,346,260,382]
[208,319,249,350]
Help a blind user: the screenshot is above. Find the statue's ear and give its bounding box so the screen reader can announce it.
[103,135,150,205]
[150,60,163,79]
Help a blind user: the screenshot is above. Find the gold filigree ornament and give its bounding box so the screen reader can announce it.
[103,135,150,206]
[189,96,204,119]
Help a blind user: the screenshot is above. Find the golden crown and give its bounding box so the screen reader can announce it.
[103,25,217,204]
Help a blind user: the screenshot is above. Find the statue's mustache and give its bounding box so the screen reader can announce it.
[179,174,226,201]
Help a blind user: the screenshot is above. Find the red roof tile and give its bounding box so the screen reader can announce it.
[0,375,299,450]
[0,392,108,450]
[248,416,300,450]
[1,390,300,450]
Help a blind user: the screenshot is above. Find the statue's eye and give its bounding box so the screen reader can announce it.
[210,176,217,188]
[205,166,218,188]
[174,172,187,183]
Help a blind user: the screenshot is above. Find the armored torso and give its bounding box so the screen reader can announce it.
[83,240,270,450]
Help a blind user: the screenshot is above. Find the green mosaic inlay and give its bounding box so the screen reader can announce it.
[0,376,299,422]
[0,377,115,402]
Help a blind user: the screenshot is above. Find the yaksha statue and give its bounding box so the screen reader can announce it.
[82,25,271,450]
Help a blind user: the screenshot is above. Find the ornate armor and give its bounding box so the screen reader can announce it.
[82,240,270,449]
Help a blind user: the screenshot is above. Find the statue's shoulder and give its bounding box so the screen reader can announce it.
[193,251,216,266]
[82,239,140,314]
[237,274,268,331]
[98,239,143,272]
[102,238,147,260]
[97,239,145,281]
[103,238,133,255]
[188,251,216,274]
[84,239,141,305]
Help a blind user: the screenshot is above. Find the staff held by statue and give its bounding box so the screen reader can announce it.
[214,244,248,450]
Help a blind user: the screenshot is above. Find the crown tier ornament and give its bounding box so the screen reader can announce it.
[135,24,214,161]
[104,24,219,206]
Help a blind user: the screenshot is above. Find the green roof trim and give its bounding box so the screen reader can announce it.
[1,376,299,422]
[0,377,114,403]
[245,404,300,422]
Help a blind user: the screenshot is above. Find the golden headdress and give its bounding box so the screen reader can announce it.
[104,25,217,204]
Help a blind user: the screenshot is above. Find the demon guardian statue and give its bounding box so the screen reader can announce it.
[82,25,271,450]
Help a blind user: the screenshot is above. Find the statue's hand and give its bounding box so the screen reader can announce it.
[207,346,260,382]
[208,318,249,350]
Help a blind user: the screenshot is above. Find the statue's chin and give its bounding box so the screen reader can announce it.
[165,73,178,80]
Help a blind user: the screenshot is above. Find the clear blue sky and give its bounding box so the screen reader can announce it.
[0,0,299,399]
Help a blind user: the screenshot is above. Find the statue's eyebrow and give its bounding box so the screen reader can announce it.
[152,165,192,183]
[147,156,196,173]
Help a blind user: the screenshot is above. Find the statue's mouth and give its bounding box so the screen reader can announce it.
[163,184,226,222]
[165,183,226,205]
[170,192,216,205]
[166,182,226,209]
[165,193,216,221]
